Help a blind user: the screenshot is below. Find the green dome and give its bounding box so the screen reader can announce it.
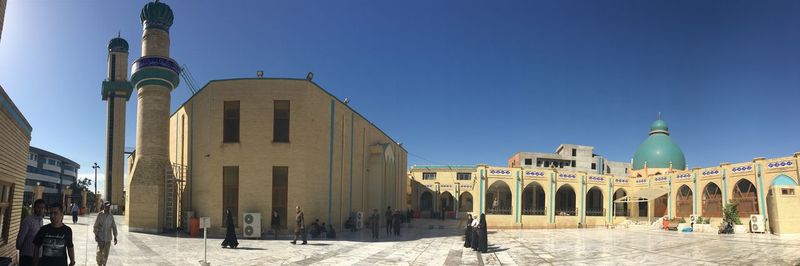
[108,37,128,52]
[140,1,174,31]
[632,119,686,170]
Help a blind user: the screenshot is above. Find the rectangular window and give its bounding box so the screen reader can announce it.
[624,168,628,173]
[222,166,239,227]
[572,149,577,156]
[273,100,290,142]
[544,161,550,167]
[606,166,611,174]
[524,159,532,165]
[571,160,576,167]
[422,172,436,180]
[591,163,596,170]
[782,188,795,195]
[456,173,471,180]
[223,101,240,143]
[272,166,288,229]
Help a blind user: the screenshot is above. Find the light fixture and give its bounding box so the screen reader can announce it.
[256,70,264,78]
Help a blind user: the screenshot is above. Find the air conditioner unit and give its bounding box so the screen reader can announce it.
[750,214,765,233]
[356,212,364,230]
[243,213,261,238]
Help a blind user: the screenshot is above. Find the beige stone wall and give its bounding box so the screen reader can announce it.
[0,91,31,263]
[411,152,800,231]
[169,79,406,233]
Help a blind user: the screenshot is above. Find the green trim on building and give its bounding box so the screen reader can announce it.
[101,81,133,100]
[131,67,180,90]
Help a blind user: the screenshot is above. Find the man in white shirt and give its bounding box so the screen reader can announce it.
[93,201,118,266]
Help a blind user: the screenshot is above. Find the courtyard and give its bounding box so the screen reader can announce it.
[60,214,800,265]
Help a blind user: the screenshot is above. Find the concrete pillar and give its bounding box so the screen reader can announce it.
[81,189,88,210]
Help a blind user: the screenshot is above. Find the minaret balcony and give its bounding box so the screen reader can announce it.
[131,56,181,90]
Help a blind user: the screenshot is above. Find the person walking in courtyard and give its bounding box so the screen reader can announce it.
[70,203,79,224]
[478,213,488,253]
[291,206,307,245]
[441,205,446,220]
[271,210,281,240]
[17,199,46,266]
[93,201,118,266]
[464,213,473,248]
[385,206,392,235]
[33,203,76,266]
[370,209,380,240]
[392,209,402,236]
[470,215,479,251]
[221,209,238,248]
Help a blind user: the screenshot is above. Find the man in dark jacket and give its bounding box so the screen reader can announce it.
[370,209,380,240]
[385,206,392,235]
[291,206,307,245]
[392,210,402,236]
[271,211,281,240]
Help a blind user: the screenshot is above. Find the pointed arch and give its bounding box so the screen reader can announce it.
[675,185,693,217]
[555,184,576,216]
[772,174,798,187]
[459,192,473,212]
[522,181,546,215]
[586,186,604,216]
[440,191,455,212]
[702,182,723,217]
[613,188,628,216]
[420,191,433,212]
[486,181,512,215]
[732,179,758,217]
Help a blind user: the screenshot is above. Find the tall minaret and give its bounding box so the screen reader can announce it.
[127,0,180,233]
[101,34,132,210]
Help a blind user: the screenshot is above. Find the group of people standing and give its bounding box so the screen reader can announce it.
[367,206,406,239]
[17,199,118,266]
[464,213,488,253]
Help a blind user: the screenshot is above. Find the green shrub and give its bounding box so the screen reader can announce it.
[696,216,703,224]
[723,201,742,225]
[678,217,686,223]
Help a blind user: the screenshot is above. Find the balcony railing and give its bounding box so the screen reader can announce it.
[522,208,546,216]
[586,208,605,216]
[555,208,577,216]
[486,207,512,215]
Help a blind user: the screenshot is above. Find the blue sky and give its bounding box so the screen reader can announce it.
[1,1,798,195]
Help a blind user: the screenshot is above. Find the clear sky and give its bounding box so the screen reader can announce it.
[1,1,798,195]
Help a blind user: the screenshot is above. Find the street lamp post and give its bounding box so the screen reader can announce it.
[92,162,99,212]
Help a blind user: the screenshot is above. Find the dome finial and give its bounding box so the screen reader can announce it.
[117,31,121,38]
[657,112,661,120]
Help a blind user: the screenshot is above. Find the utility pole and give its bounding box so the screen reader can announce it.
[92,162,99,212]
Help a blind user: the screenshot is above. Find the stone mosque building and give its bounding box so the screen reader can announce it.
[107,1,406,234]
[410,118,800,234]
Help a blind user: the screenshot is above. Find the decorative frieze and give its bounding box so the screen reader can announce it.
[676,173,691,180]
[636,178,647,185]
[654,176,668,182]
[731,165,754,173]
[489,169,512,176]
[614,178,629,184]
[702,169,721,177]
[558,173,577,179]
[524,171,545,177]
[768,160,794,169]
[588,176,605,182]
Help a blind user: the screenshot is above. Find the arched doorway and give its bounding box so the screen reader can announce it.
[653,194,668,218]
[459,192,473,212]
[440,191,455,213]
[420,191,433,212]
[486,181,512,215]
[613,189,628,216]
[732,179,758,218]
[522,182,545,215]
[586,187,603,216]
[555,185,576,216]
[638,200,648,217]
[676,185,693,218]
[702,183,723,217]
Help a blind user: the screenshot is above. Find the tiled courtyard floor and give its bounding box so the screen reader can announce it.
[60,214,800,265]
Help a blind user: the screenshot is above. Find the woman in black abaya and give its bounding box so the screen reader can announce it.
[471,214,480,251]
[221,209,239,248]
[464,214,473,248]
[478,213,488,253]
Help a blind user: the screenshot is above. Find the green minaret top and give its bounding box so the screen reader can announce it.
[632,116,687,170]
[140,0,174,31]
[108,34,128,52]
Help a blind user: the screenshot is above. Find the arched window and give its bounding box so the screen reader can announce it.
[732,179,758,218]
[676,185,693,217]
[586,187,604,216]
[613,189,628,216]
[459,192,473,212]
[702,183,723,217]
[420,191,433,212]
[555,185,576,216]
[522,182,545,215]
[486,181,512,215]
